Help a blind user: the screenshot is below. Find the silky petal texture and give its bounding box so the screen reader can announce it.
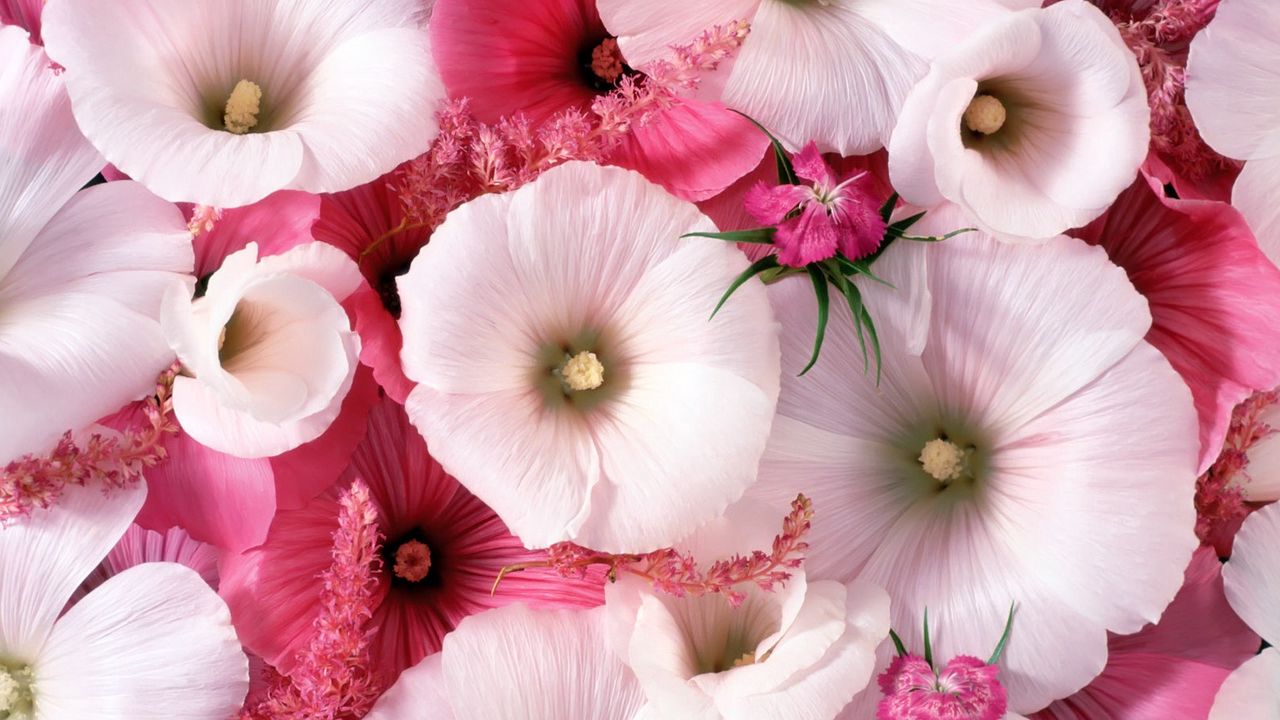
[0,0,41,42]
[1224,501,1280,645]
[366,653,455,720]
[220,395,602,680]
[1210,649,1280,720]
[35,563,248,720]
[0,26,103,281]
[751,233,1198,711]
[42,0,440,207]
[440,605,648,720]
[598,0,761,70]
[399,162,779,553]
[1232,156,1280,267]
[0,482,143,661]
[1073,176,1280,472]
[78,525,221,601]
[1035,549,1259,720]
[1186,0,1280,161]
[192,190,321,277]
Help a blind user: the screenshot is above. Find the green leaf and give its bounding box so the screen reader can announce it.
[878,192,899,224]
[731,110,798,185]
[886,211,926,236]
[711,255,779,320]
[825,267,869,373]
[799,265,829,376]
[889,629,908,658]
[682,228,778,245]
[988,603,1017,665]
[923,608,933,670]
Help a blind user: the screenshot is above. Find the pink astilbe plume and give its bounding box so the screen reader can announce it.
[0,364,179,524]
[240,479,384,720]
[1196,389,1280,553]
[394,20,750,234]
[502,494,813,608]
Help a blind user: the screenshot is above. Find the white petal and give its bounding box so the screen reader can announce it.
[0,26,102,281]
[1186,0,1280,160]
[441,605,648,720]
[598,0,761,69]
[253,241,364,304]
[366,653,454,720]
[1232,156,1280,267]
[0,482,144,661]
[35,563,248,720]
[1209,648,1280,720]
[1224,502,1280,645]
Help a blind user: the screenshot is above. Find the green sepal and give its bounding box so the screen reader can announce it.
[886,211,926,236]
[889,629,909,658]
[799,264,829,376]
[923,608,934,670]
[878,192,899,224]
[987,603,1017,665]
[682,227,777,245]
[732,110,799,186]
[860,303,883,386]
[824,266,869,374]
[711,255,779,320]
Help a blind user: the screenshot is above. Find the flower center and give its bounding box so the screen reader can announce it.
[591,38,626,84]
[0,664,34,718]
[392,539,432,583]
[963,94,1007,136]
[557,351,605,392]
[731,651,756,668]
[223,79,263,135]
[919,438,969,484]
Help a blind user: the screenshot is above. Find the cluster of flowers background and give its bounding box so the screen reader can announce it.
[1,0,1279,718]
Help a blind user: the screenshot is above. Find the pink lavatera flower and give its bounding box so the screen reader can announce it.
[366,604,649,720]
[397,161,780,554]
[429,0,767,201]
[1072,175,1280,473]
[41,0,445,208]
[1211,502,1280,719]
[744,142,887,267]
[219,395,604,682]
[0,482,248,720]
[76,525,221,603]
[889,0,1150,240]
[1035,548,1259,720]
[0,26,194,466]
[878,655,1007,720]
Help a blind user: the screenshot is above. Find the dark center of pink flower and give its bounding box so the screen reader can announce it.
[579,36,635,92]
[376,258,414,319]
[383,529,443,589]
[393,540,432,582]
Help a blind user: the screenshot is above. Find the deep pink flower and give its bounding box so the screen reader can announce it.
[1034,548,1259,719]
[0,0,41,42]
[219,395,604,681]
[428,0,767,201]
[877,655,1007,720]
[1073,175,1280,472]
[743,142,886,267]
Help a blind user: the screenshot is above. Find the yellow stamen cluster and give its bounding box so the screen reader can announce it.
[919,438,967,484]
[0,665,33,718]
[223,79,263,135]
[559,351,605,392]
[963,94,1007,135]
[731,652,756,668]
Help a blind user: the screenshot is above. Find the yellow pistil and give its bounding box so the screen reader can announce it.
[223,79,263,135]
[559,351,605,392]
[963,94,1007,135]
[731,652,756,668]
[919,438,967,484]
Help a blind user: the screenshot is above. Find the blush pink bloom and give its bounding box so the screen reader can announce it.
[1072,175,1280,473]
[744,142,887,267]
[77,525,220,602]
[0,26,193,466]
[878,655,1007,720]
[429,0,767,201]
[598,0,1015,156]
[219,395,604,682]
[397,162,780,553]
[0,482,247,719]
[313,168,429,403]
[41,0,444,208]
[366,605,648,720]
[1211,502,1280,718]
[1035,548,1259,719]
[889,1,1150,240]
[748,231,1200,712]
[0,0,40,42]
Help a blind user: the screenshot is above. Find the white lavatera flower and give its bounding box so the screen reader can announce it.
[0,482,247,720]
[161,242,363,458]
[1211,502,1280,719]
[605,503,891,720]
[888,0,1149,241]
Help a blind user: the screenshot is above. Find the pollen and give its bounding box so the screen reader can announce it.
[559,351,605,392]
[919,438,967,484]
[590,38,625,84]
[223,79,263,135]
[963,94,1007,136]
[0,665,33,717]
[731,652,756,668]
[393,540,432,583]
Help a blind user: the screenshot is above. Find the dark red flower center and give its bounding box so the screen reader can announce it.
[383,529,443,588]
[578,36,635,92]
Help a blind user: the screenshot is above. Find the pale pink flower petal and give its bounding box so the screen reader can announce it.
[1210,649,1280,720]
[35,564,247,720]
[399,162,779,553]
[0,482,144,659]
[192,191,321,277]
[0,0,41,42]
[41,0,443,207]
[1232,156,1280,265]
[1186,0,1280,161]
[1223,501,1280,645]
[81,525,220,597]
[365,653,454,720]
